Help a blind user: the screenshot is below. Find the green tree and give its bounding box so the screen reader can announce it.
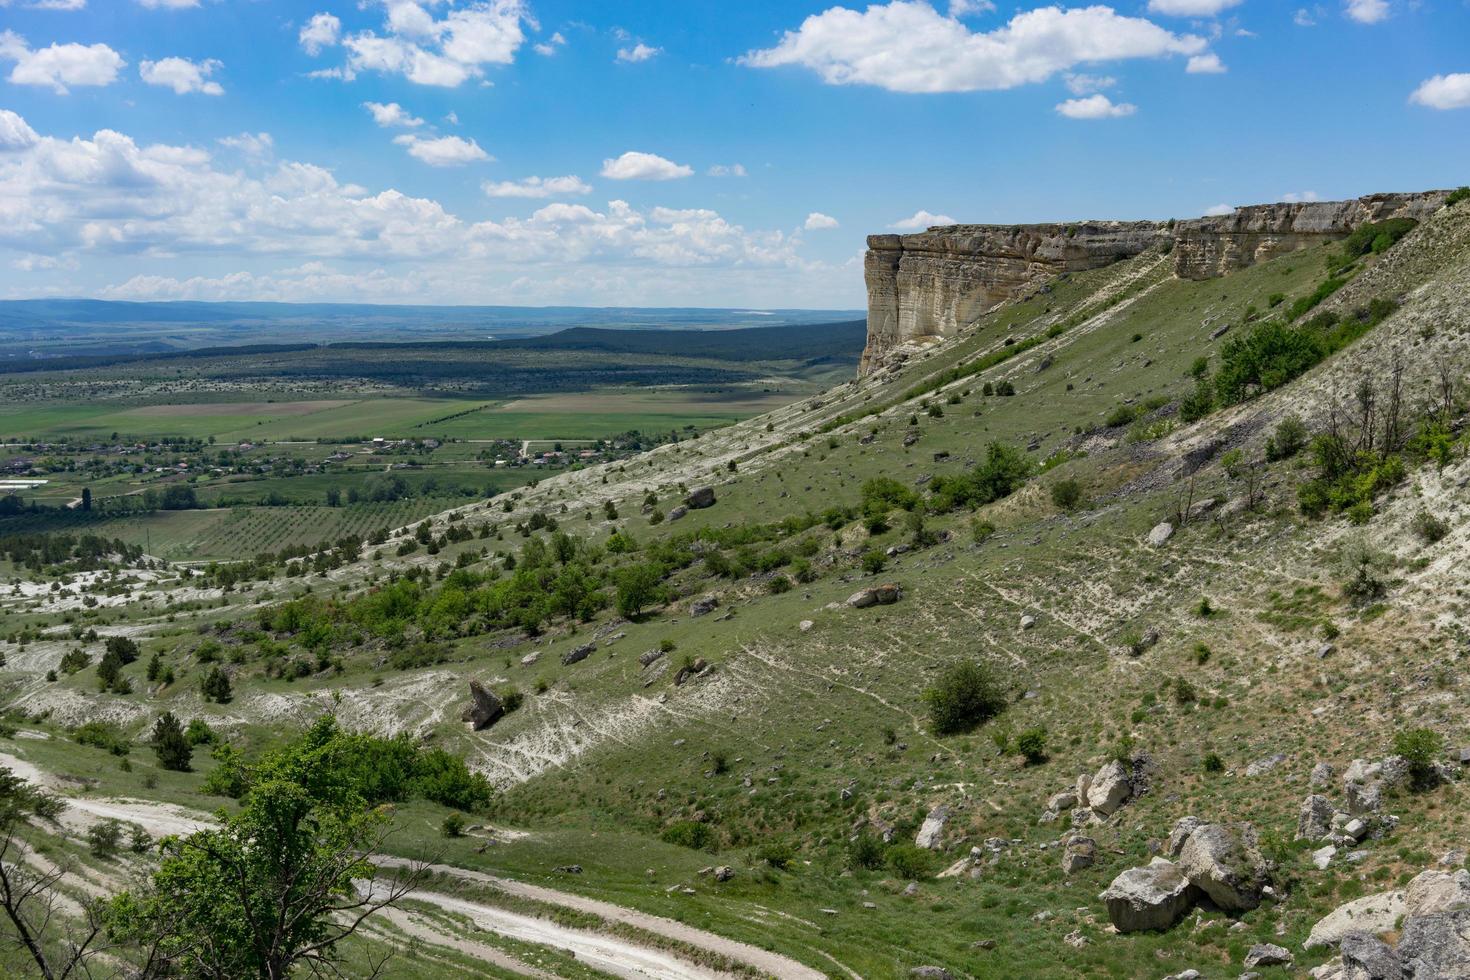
[923,661,1007,735]
[151,712,193,772]
[613,563,664,619]
[200,666,233,704]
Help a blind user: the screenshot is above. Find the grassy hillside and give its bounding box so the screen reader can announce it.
[2,201,1470,978]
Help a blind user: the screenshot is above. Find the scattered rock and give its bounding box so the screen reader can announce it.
[1311,762,1335,788]
[690,594,720,617]
[799,620,814,632]
[1246,753,1289,777]
[674,658,708,686]
[554,864,583,874]
[685,486,716,509]
[909,968,953,980]
[1100,858,1198,932]
[1176,821,1270,911]
[1244,943,1293,968]
[520,651,540,666]
[667,505,689,522]
[1167,816,1204,858]
[714,866,734,882]
[1146,522,1175,547]
[1063,929,1088,948]
[915,806,950,850]
[1298,794,1340,841]
[1019,614,1037,630]
[1062,836,1097,874]
[639,648,666,667]
[1087,760,1133,816]
[1339,932,1402,978]
[1313,845,1338,870]
[848,584,902,608]
[562,642,596,666]
[1405,869,1470,916]
[461,680,504,731]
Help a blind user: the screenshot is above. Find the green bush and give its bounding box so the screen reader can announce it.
[1448,186,1470,208]
[442,812,467,838]
[1050,479,1083,511]
[88,818,124,858]
[1016,726,1048,765]
[1202,752,1225,774]
[924,661,1006,735]
[756,841,796,869]
[1105,404,1138,428]
[661,820,715,851]
[1265,414,1309,461]
[1412,510,1450,545]
[861,549,886,575]
[1178,377,1216,423]
[929,442,1032,512]
[74,721,131,756]
[887,844,934,880]
[152,712,193,772]
[847,832,886,870]
[1393,727,1445,790]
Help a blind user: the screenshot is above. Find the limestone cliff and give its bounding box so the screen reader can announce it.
[861,191,1449,374]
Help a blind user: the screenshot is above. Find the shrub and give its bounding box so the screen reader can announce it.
[200,665,233,704]
[1412,511,1450,545]
[1265,414,1309,461]
[184,719,216,746]
[1393,728,1445,791]
[1050,479,1083,511]
[970,519,996,544]
[1448,186,1470,208]
[1178,377,1216,424]
[500,685,524,713]
[767,575,793,594]
[887,844,934,880]
[74,721,130,756]
[1202,752,1225,774]
[1016,726,1048,765]
[928,442,1032,512]
[1105,404,1138,428]
[847,832,886,870]
[661,820,714,851]
[861,550,886,575]
[88,819,124,858]
[59,650,90,675]
[757,841,796,869]
[442,812,467,838]
[151,712,192,772]
[924,661,1006,735]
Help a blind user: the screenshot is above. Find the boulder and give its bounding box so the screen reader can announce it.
[1099,858,1198,932]
[1087,760,1132,816]
[909,969,954,980]
[690,594,720,617]
[667,505,689,522]
[1405,869,1470,916]
[674,658,708,686]
[847,584,902,609]
[1299,794,1340,840]
[1062,836,1097,874]
[638,648,666,667]
[1398,909,1470,979]
[562,642,596,666]
[1311,761,1335,788]
[713,866,734,882]
[1313,845,1338,870]
[1147,522,1175,547]
[915,806,949,850]
[520,651,540,666]
[1338,932,1402,979]
[1244,943,1293,968]
[1167,816,1204,858]
[1020,614,1037,630]
[1306,891,1407,950]
[1046,790,1078,813]
[461,680,505,731]
[1176,821,1270,911]
[685,486,716,509]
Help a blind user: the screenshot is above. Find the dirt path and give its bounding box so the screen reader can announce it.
[0,752,828,980]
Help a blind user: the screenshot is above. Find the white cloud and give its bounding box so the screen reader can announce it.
[1281,191,1320,203]
[600,151,693,181]
[740,3,1207,94]
[616,43,661,63]
[1409,73,1470,110]
[0,109,40,150]
[1148,0,1242,15]
[136,0,200,7]
[299,13,342,55]
[25,0,87,10]
[140,57,224,95]
[804,212,840,230]
[1064,72,1116,95]
[1203,203,1233,216]
[217,132,273,157]
[707,163,747,178]
[1055,94,1137,119]
[393,134,491,166]
[1186,53,1226,73]
[1344,0,1389,24]
[948,0,995,15]
[482,174,592,198]
[0,32,124,94]
[320,0,530,87]
[363,101,424,128]
[533,31,566,56]
[891,210,956,230]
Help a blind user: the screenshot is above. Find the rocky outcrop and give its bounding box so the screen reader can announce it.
[1100,858,1198,932]
[1172,192,1446,280]
[461,680,504,731]
[859,190,1450,374]
[861,221,1166,372]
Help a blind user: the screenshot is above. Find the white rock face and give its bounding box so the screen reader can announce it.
[1305,891,1407,950]
[915,806,949,850]
[1099,858,1197,933]
[1405,869,1470,916]
[1146,522,1175,547]
[1086,760,1131,816]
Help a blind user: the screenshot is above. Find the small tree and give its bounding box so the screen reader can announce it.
[1016,727,1048,765]
[613,563,665,619]
[923,661,1006,735]
[151,712,193,772]
[1050,479,1083,511]
[1394,727,1445,791]
[200,666,232,704]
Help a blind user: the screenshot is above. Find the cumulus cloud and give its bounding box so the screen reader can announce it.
[1055,94,1137,119]
[1064,73,1116,95]
[600,151,693,181]
[1410,73,1470,110]
[707,164,747,178]
[392,133,491,166]
[216,132,273,157]
[891,210,956,230]
[305,0,530,87]
[23,0,87,10]
[0,109,40,150]
[1204,203,1234,216]
[481,174,592,198]
[1294,8,1320,26]
[1281,191,1320,203]
[740,3,1207,94]
[533,31,566,56]
[1186,53,1226,73]
[1148,0,1242,14]
[0,31,124,94]
[299,13,342,56]
[1344,0,1389,24]
[363,101,424,127]
[136,0,201,8]
[804,212,840,230]
[948,0,995,15]
[616,43,661,63]
[140,57,224,95]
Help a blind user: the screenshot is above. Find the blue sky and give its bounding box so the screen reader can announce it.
[0,0,1465,308]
